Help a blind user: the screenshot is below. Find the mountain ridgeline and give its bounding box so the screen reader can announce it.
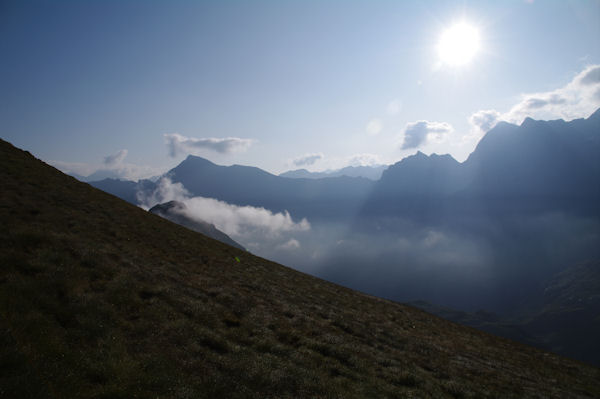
[279,164,388,180]
[2,138,600,398]
[92,109,600,220]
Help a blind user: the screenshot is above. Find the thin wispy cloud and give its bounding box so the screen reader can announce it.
[347,153,382,166]
[292,153,324,167]
[165,133,254,157]
[401,121,453,149]
[103,149,128,166]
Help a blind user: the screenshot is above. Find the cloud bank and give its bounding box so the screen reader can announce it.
[401,120,453,149]
[138,177,310,250]
[165,133,254,157]
[182,197,310,238]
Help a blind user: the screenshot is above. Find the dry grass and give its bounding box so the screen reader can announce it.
[1,138,599,398]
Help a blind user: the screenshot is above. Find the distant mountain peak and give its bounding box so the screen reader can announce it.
[521,116,538,127]
[182,154,217,166]
[398,151,458,166]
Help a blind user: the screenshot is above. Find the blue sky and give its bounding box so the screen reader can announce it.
[1,0,600,178]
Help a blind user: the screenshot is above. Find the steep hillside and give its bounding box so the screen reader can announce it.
[149,201,245,251]
[1,138,599,398]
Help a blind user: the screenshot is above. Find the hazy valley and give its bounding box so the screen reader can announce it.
[2,132,600,397]
[86,111,600,366]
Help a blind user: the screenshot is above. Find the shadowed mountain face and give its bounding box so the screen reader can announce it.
[149,201,245,251]
[363,109,600,218]
[2,138,600,398]
[166,156,375,221]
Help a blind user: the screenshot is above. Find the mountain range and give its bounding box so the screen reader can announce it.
[91,108,600,221]
[85,110,600,366]
[2,138,600,397]
[279,164,388,180]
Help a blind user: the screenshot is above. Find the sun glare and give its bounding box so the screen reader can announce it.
[437,22,480,67]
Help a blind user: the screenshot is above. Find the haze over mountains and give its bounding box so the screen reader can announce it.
[279,165,388,181]
[88,110,600,365]
[3,137,599,397]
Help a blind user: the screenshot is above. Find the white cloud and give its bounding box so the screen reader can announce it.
[137,178,310,244]
[137,177,190,209]
[103,149,128,166]
[347,153,382,166]
[292,153,324,167]
[401,120,453,149]
[182,197,310,239]
[277,238,301,251]
[466,109,501,141]
[386,99,402,115]
[366,118,383,135]
[466,65,600,143]
[490,64,600,125]
[165,133,254,157]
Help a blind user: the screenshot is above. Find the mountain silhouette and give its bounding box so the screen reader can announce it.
[166,156,374,220]
[89,109,600,222]
[361,109,600,218]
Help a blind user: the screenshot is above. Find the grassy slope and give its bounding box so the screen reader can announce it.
[0,138,598,399]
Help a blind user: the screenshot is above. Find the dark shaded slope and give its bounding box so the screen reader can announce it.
[1,138,599,398]
[361,152,466,220]
[523,260,600,366]
[149,200,245,251]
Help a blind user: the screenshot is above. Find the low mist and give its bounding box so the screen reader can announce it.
[137,178,600,314]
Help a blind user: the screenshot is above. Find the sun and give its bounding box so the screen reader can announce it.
[437,22,480,67]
